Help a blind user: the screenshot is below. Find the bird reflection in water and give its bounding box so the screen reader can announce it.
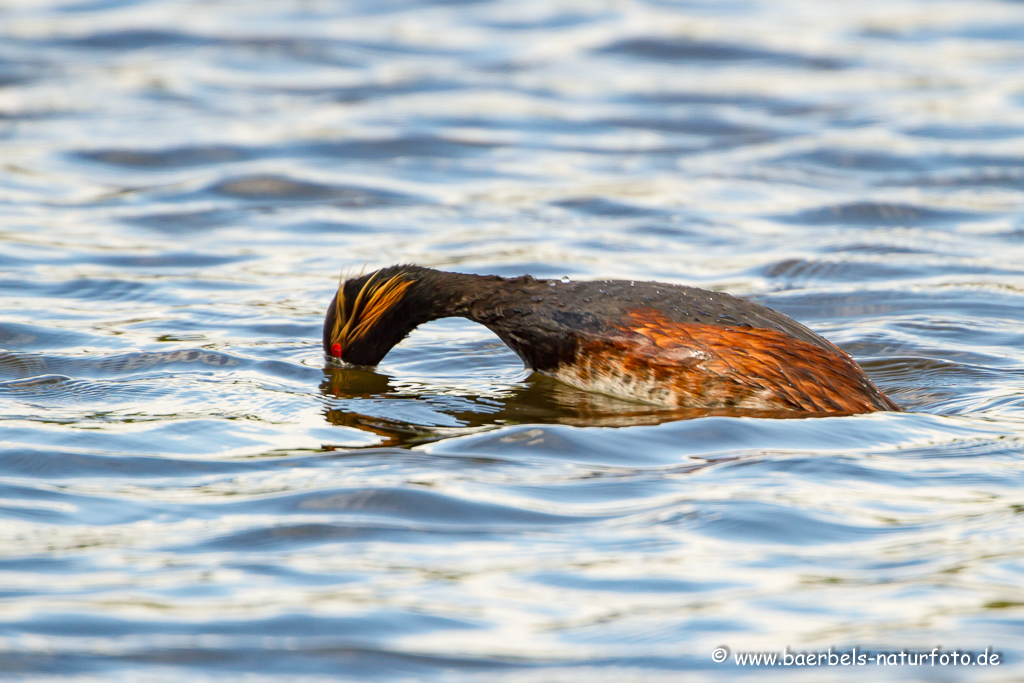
[319,366,835,448]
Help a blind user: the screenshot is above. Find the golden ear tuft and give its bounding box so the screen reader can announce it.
[329,271,413,354]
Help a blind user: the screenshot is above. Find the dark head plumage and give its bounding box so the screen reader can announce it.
[323,266,416,366]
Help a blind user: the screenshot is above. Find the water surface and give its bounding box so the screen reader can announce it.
[2,0,1024,680]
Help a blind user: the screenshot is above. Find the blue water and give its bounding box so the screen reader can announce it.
[2,0,1024,680]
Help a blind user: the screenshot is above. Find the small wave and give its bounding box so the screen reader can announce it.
[206,174,418,206]
[597,37,846,70]
[780,202,978,226]
[77,145,252,169]
[54,29,213,50]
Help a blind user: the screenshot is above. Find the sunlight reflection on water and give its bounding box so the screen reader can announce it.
[1,0,1024,680]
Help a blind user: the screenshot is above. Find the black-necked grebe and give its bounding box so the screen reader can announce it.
[322,265,900,415]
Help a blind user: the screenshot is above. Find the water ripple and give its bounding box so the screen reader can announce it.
[2,0,1024,680]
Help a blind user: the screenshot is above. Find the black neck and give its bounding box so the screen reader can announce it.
[325,266,547,366]
[404,268,576,370]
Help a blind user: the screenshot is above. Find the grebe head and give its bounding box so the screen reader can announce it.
[322,266,418,366]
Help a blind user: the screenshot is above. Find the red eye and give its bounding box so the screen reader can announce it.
[330,343,342,357]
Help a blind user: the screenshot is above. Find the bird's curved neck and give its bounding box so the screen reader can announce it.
[412,270,509,324]
[326,266,558,368]
[401,269,551,364]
